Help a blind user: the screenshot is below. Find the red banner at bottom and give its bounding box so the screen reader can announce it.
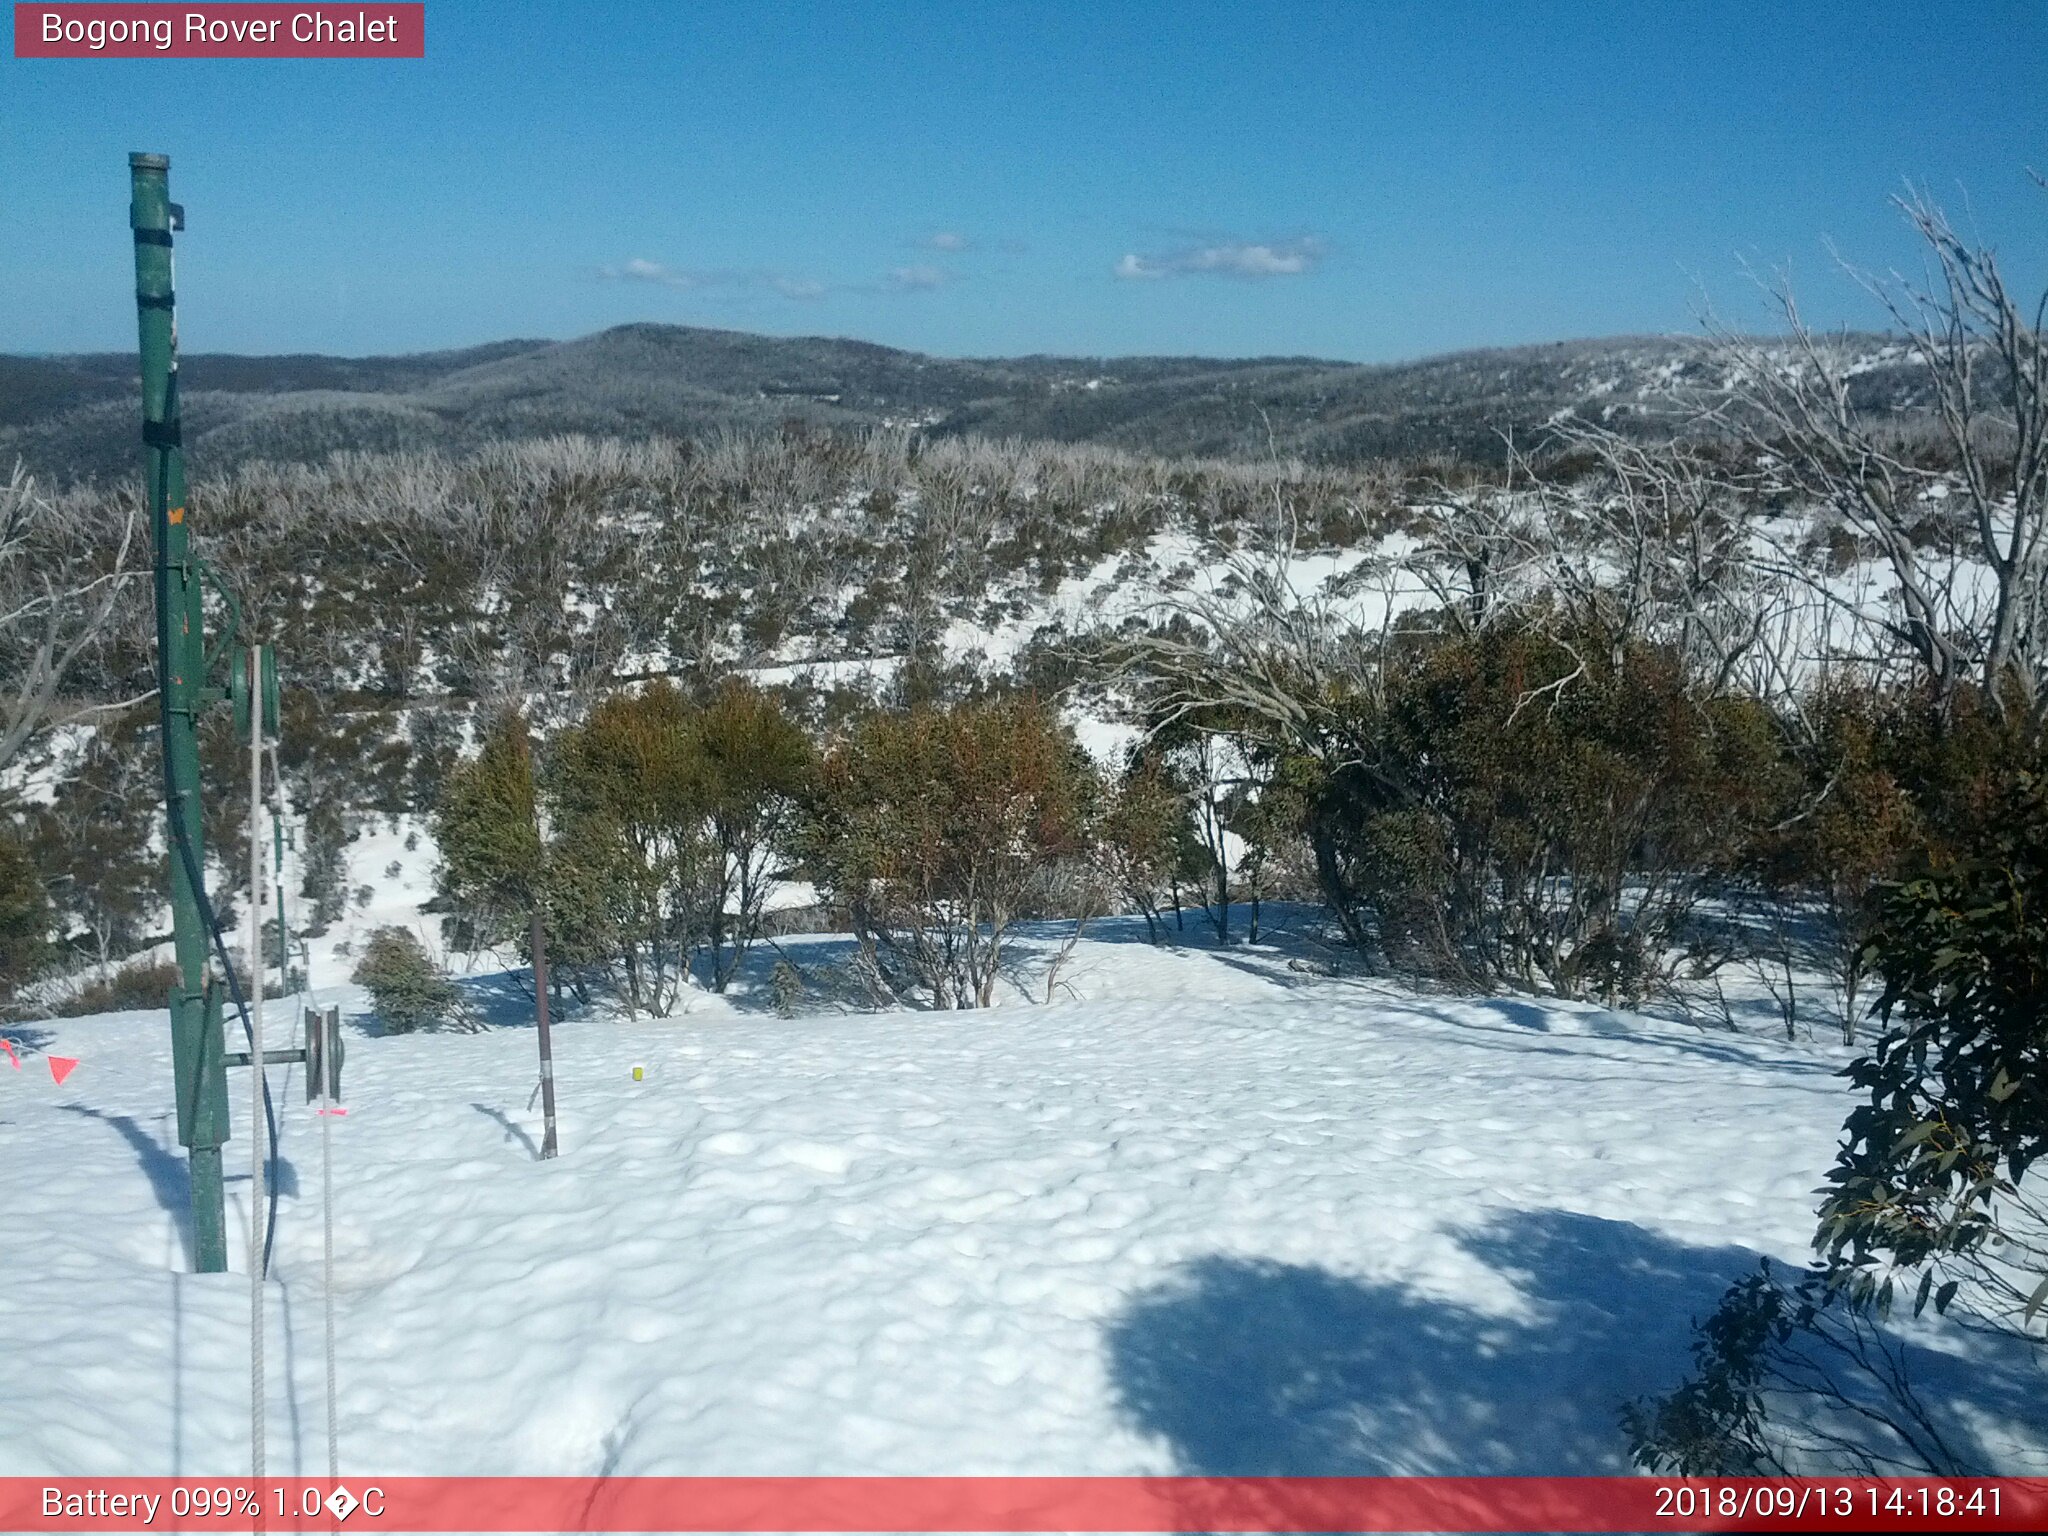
[4,1477,2045,1533]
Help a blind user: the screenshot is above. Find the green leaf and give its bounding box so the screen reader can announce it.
[2023,1273,2048,1325]
[1886,1120,1939,1159]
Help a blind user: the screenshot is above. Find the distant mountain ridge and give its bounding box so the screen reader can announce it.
[0,322,1924,481]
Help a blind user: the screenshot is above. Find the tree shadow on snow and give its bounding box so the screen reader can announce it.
[444,942,886,1023]
[1069,903,1343,954]
[1450,999,1841,1079]
[0,1024,55,1055]
[447,968,544,1030]
[1104,1206,2030,1476]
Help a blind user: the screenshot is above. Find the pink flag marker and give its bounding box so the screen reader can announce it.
[47,1056,79,1087]
[0,1037,19,1070]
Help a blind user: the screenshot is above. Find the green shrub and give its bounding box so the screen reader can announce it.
[1096,755,1199,943]
[0,835,51,1004]
[1315,625,1788,998]
[433,707,544,953]
[802,696,1097,1008]
[1633,763,2048,1479]
[1625,1259,1980,1476]
[542,680,816,1010]
[1819,769,2048,1313]
[351,926,459,1033]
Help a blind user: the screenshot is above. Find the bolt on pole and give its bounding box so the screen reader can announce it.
[132,151,230,1273]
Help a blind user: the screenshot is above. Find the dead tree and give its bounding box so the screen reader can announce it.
[1705,184,2048,729]
[0,462,141,783]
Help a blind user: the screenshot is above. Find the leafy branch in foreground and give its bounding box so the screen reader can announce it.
[1631,768,2048,1476]
[1818,770,2048,1328]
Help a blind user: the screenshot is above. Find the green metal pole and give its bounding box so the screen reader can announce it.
[132,152,229,1273]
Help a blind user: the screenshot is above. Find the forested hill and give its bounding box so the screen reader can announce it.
[0,324,1927,481]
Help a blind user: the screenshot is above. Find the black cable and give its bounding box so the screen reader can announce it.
[170,814,283,1275]
[152,431,283,1276]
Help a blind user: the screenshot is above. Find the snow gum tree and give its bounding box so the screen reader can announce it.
[1707,185,2048,729]
[433,705,546,958]
[1095,753,1200,944]
[542,679,814,1009]
[0,461,139,782]
[1629,183,2048,1474]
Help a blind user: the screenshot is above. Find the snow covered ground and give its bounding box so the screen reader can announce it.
[2,914,2041,1478]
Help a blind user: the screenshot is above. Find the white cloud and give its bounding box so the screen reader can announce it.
[921,231,971,252]
[1114,236,1328,281]
[886,264,950,292]
[600,259,829,301]
[601,258,702,289]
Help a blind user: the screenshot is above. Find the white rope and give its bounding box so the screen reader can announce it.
[260,731,340,1483]
[247,645,267,1481]
[322,1078,338,1480]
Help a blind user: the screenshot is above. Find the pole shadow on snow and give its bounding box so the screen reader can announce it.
[58,1103,299,1219]
[57,1106,191,1229]
[1105,1209,1767,1476]
[471,1099,542,1160]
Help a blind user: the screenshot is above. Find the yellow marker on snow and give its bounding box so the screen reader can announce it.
[632,1065,645,1082]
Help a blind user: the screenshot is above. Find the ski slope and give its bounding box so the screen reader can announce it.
[1,919,2040,1478]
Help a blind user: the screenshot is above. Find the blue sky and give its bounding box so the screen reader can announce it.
[3,1,2044,360]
